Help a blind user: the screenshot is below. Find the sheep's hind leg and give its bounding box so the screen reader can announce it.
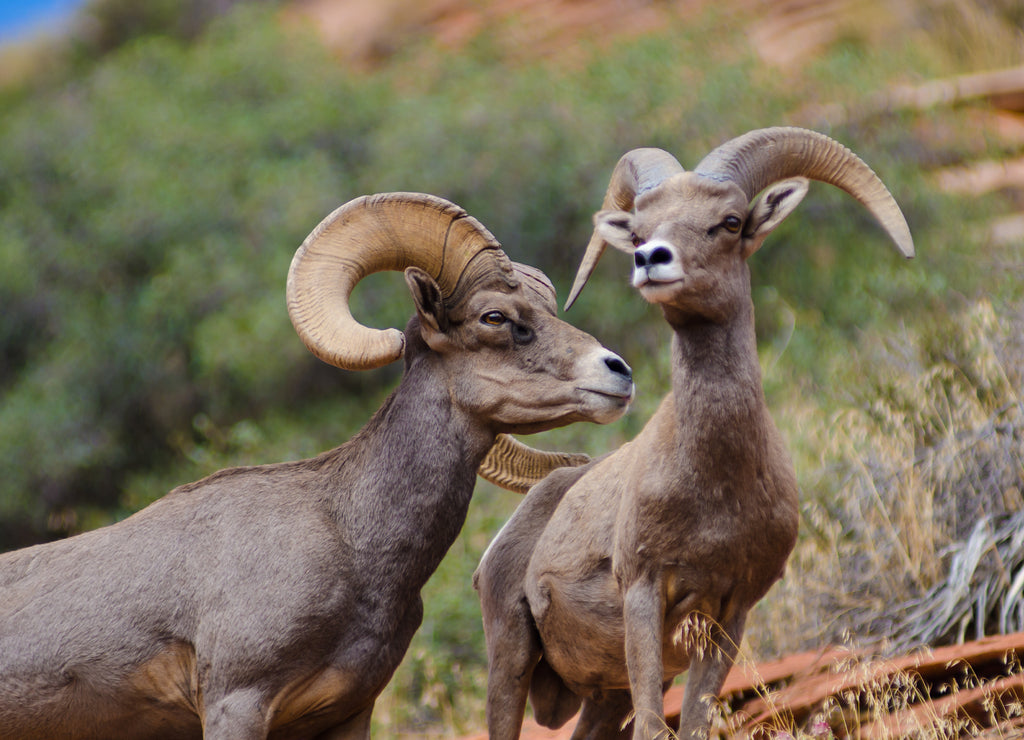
[475,464,594,740]
[569,689,633,740]
[478,590,542,739]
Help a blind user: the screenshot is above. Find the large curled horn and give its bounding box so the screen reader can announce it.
[565,148,685,310]
[694,126,915,259]
[287,192,511,371]
[478,435,591,494]
[288,191,582,494]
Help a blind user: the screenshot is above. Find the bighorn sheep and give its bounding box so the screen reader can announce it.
[0,192,634,740]
[474,128,914,739]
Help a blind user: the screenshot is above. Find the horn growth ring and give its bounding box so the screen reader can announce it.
[287,192,507,371]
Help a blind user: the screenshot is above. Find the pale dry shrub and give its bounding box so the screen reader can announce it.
[755,300,1024,657]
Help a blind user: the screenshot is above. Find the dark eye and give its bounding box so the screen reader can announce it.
[481,311,506,326]
[631,233,643,247]
[723,215,742,233]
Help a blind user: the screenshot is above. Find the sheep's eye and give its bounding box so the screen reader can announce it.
[481,311,506,326]
[631,233,643,247]
[723,215,742,233]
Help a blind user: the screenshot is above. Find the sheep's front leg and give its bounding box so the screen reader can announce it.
[318,703,374,740]
[622,574,671,740]
[203,688,268,740]
[675,612,746,740]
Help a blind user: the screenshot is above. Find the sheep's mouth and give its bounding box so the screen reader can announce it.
[636,276,681,287]
[634,270,685,290]
[578,387,634,402]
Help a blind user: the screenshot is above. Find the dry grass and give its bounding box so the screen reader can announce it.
[706,633,1024,739]
[752,299,1024,661]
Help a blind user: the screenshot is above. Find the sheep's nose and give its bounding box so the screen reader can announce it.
[604,353,632,381]
[634,244,673,269]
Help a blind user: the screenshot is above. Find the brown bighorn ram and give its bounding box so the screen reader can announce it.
[0,192,634,740]
[474,128,914,739]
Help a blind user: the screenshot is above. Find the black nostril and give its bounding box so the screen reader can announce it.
[635,244,674,269]
[649,246,673,266]
[605,356,632,380]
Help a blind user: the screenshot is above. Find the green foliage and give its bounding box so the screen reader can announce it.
[0,7,385,533]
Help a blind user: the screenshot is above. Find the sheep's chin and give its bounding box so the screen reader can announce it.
[579,390,632,425]
[637,279,683,304]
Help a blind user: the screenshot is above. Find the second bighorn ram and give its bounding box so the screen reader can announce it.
[0,193,634,740]
[475,128,914,739]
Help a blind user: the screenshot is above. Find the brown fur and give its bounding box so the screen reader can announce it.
[0,267,634,740]
[474,173,812,740]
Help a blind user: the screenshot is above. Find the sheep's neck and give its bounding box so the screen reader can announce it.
[323,358,492,595]
[668,297,769,465]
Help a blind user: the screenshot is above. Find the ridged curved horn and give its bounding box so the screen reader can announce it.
[695,126,914,258]
[565,148,685,310]
[287,192,511,371]
[478,434,591,494]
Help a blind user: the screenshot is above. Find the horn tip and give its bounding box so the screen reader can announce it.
[564,279,585,311]
[317,327,406,371]
[892,224,915,259]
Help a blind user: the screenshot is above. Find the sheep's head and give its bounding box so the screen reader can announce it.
[567,127,914,321]
[287,192,634,491]
[402,257,632,433]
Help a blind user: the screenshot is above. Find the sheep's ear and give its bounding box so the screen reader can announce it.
[741,177,809,259]
[593,210,638,253]
[405,266,451,350]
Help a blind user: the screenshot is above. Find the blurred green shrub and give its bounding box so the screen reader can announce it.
[0,7,387,536]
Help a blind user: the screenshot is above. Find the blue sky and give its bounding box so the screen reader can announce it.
[0,0,83,43]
